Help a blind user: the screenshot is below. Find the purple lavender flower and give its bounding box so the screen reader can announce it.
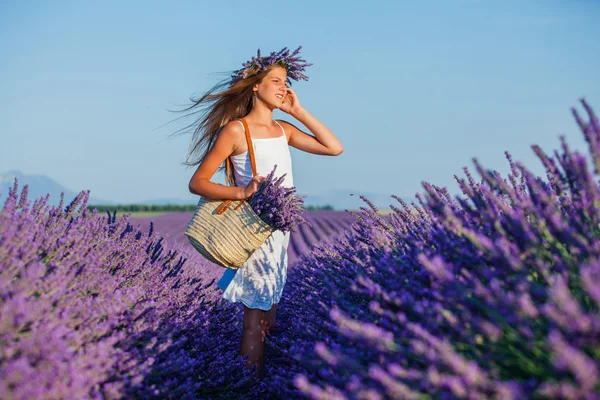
[231,46,313,86]
[246,165,309,233]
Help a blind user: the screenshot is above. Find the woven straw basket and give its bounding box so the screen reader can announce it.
[185,117,274,269]
[185,196,274,269]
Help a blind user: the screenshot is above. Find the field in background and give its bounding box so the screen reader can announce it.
[119,211,169,218]
[115,208,393,219]
[130,210,357,266]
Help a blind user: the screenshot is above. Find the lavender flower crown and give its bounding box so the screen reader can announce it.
[230,46,312,86]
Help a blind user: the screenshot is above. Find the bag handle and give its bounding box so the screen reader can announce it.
[217,118,257,215]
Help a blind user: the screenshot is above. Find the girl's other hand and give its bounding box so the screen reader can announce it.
[243,175,265,198]
[279,88,302,116]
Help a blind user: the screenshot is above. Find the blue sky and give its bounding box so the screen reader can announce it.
[1,0,599,204]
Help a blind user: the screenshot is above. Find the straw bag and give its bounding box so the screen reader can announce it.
[185,118,275,269]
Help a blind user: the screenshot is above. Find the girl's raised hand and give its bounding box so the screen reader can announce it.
[242,175,265,198]
[279,88,302,116]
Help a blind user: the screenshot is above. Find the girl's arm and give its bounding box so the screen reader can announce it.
[278,88,343,156]
[188,122,263,200]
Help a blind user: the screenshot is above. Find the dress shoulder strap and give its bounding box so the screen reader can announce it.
[274,120,286,137]
[236,119,245,131]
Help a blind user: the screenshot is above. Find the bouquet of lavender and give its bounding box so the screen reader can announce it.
[247,165,309,233]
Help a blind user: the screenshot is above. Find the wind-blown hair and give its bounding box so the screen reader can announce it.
[172,64,285,172]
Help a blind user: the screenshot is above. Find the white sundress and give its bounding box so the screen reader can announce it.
[216,119,294,311]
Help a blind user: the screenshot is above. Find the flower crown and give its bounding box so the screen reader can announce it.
[230,46,312,86]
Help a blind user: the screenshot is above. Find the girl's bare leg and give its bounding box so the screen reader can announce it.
[240,305,270,379]
[266,303,278,334]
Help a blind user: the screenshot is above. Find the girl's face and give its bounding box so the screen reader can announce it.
[253,66,288,109]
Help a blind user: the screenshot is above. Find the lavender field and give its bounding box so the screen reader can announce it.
[129,210,357,267]
[2,100,600,399]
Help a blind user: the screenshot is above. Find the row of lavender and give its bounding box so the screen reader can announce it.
[259,99,599,399]
[287,211,356,265]
[129,210,356,266]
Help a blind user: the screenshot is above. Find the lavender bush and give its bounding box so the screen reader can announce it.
[261,99,600,399]
[0,184,262,399]
[248,165,309,233]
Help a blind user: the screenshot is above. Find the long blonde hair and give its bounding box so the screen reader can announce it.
[172,64,285,173]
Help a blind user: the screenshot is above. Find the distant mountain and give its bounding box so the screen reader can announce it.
[0,170,113,207]
[302,189,413,211]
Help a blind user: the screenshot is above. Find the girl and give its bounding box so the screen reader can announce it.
[183,47,343,379]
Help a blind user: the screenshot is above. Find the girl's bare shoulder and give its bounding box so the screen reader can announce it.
[275,119,301,141]
[219,119,245,142]
[219,119,247,154]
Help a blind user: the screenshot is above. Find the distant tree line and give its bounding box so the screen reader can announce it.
[88,203,335,213]
[304,204,334,210]
[88,204,197,212]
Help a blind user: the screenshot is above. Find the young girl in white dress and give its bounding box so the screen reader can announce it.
[184,47,343,379]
